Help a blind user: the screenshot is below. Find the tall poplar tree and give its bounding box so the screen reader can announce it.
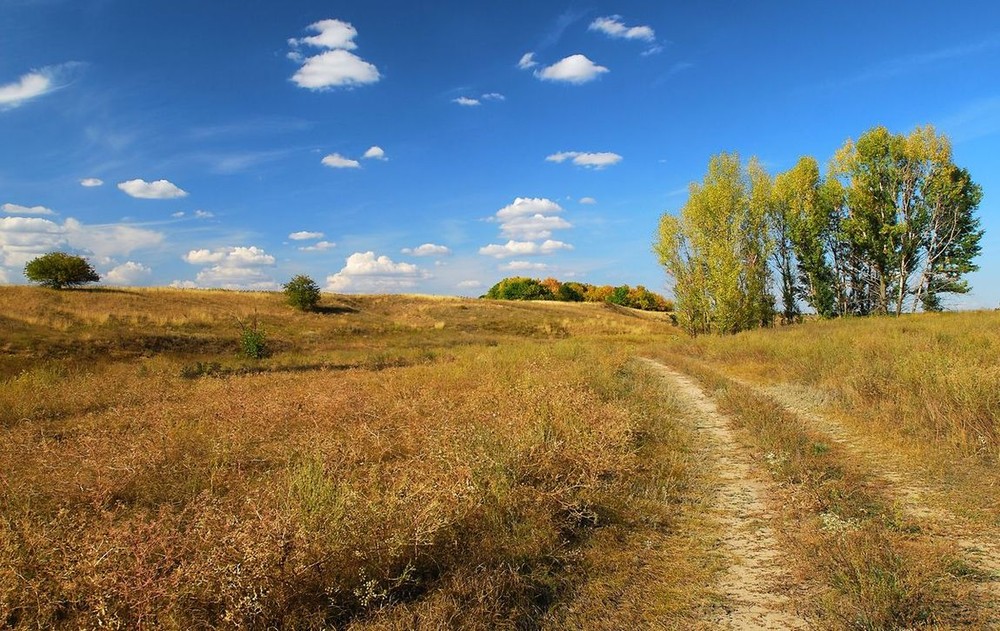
[655,153,774,334]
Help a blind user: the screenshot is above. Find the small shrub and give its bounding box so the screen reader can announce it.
[236,314,268,359]
[283,274,321,311]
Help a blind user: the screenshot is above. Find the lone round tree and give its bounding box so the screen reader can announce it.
[24,252,101,289]
[283,274,321,311]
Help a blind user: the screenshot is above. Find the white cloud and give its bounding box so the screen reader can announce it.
[292,50,381,89]
[589,16,656,41]
[534,54,608,84]
[0,267,9,284]
[494,197,564,221]
[171,211,185,218]
[0,70,53,109]
[546,151,623,169]
[401,243,451,257]
[299,240,336,252]
[0,216,162,268]
[118,179,188,199]
[501,261,550,272]
[194,209,214,218]
[457,280,482,289]
[289,230,325,241]
[105,261,152,285]
[478,239,573,258]
[518,52,538,70]
[453,96,480,106]
[500,214,572,240]
[80,178,104,187]
[481,92,505,101]
[182,245,277,290]
[2,203,55,216]
[184,246,274,266]
[322,153,361,169]
[326,251,428,293]
[0,217,64,267]
[288,19,381,90]
[63,218,163,260]
[488,197,572,241]
[363,145,386,160]
[169,280,198,289]
[289,19,358,50]
[579,196,597,204]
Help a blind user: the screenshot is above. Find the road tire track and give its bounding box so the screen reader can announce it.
[638,358,809,630]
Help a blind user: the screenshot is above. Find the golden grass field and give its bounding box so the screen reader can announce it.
[1,286,998,629]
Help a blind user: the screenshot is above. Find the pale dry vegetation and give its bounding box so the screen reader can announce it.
[1,286,716,629]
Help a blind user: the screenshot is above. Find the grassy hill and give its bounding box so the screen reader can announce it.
[2,286,997,628]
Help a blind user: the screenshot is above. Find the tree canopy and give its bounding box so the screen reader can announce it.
[24,252,101,289]
[483,276,672,312]
[656,125,983,334]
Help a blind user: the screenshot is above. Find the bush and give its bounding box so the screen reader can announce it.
[484,277,554,301]
[24,252,100,289]
[236,314,268,359]
[283,274,321,311]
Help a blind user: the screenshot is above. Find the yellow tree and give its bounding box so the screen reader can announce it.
[655,153,774,334]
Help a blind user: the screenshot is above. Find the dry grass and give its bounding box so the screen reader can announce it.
[648,352,987,628]
[1,286,716,629]
[660,312,1000,525]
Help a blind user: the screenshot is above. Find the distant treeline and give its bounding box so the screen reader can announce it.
[483,276,673,311]
[656,124,983,335]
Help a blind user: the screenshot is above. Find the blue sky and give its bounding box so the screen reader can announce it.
[1,1,998,306]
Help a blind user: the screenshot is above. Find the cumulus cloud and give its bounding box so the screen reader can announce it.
[534,54,608,84]
[182,245,277,290]
[453,96,480,106]
[299,240,336,252]
[546,151,623,169]
[0,216,163,268]
[457,280,482,289]
[289,19,381,89]
[0,69,53,109]
[579,196,597,204]
[326,251,428,293]
[478,239,573,258]
[589,15,655,41]
[289,19,358,50]
[194,210,214,218]
[322,153,361,169]
[499,214,572,240]
[487,197,572,241]
[184,246,274,266]
[401,243,451,257]
[518,52,538,70]
[289,230,325,241]
[363,145,386,160]
[501,260,550,272]
[80,178,104,187]
[105,261,152,285]
[118,179,188,199]
[481,92,505,101]
[2,203,55,216]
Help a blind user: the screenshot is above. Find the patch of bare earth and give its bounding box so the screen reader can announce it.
[732,377,1000,620]
[639,359,808,629]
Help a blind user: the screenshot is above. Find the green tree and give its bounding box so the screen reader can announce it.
[831,125,982,314]
[484,277,554,300]
[655,153,774,334]
[283,274,321,311]
[23,252,100,289]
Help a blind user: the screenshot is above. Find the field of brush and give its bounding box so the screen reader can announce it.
[2,286,998,629]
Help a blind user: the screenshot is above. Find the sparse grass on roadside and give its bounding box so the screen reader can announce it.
[649,352,986,628]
